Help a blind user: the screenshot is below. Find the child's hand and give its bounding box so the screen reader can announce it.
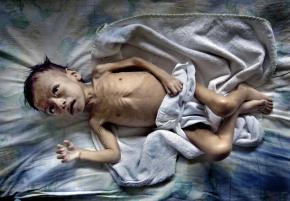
[56,140,80,163]
[160,73,183,96]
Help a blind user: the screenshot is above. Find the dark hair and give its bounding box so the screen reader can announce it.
[23,57,67,110]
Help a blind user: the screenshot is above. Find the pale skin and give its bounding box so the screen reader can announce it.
[32,57,273,163]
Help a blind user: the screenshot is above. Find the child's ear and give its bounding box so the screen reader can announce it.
[65,68,82,81]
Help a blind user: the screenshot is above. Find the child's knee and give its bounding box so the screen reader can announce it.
[215,97,236,117]
[208,141,232,161]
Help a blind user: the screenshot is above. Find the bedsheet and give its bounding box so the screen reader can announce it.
[0,0,290,200]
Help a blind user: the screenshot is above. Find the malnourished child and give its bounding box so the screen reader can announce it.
[24,57,273,163]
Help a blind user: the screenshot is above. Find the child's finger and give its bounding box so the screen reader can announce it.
[68,146,74,151]
[164,86,170,95]
[57,154,64,159]
[57,147,65,150]
[63,140,70,147]
[56,149,65,154]
[63,155,69,162]
[68,141,74,146]
[170,87,177,96]
[67,141,74,149]
[175,79,182,86]
[176,84,182,91]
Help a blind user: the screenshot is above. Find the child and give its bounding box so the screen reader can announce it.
[24,57,273,163]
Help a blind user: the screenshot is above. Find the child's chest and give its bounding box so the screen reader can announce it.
[92,72,166,127]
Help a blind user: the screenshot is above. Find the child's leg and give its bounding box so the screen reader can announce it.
[184,114,237,161]
[184,99,266,161]
[194,82,273,117]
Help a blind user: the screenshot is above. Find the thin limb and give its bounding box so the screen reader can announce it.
[184,112,238,161]
[194,83,273,117]
[184,99,266,161]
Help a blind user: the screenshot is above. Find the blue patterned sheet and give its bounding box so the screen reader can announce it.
[0,0,290,200]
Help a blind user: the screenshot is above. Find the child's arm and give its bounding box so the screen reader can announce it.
[56,119,120,164]
[94,57,183,96]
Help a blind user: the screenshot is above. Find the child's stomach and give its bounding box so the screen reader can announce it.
[102,71,167,127]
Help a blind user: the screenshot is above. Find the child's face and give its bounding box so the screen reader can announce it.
[33,69,86,116]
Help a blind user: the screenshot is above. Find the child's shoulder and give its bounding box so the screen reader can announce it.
[88,96,112,125]
[89,111,106,127]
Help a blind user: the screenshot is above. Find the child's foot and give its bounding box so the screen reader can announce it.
[238,83,272,102]
[239,99,273,115]
[260,99,274,114]
[238,84,273,113]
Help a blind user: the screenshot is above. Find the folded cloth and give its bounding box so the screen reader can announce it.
[156,63,209,130]
[92,62,264,186]
[91,13,276,186]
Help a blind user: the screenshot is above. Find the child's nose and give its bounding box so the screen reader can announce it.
[61,100,66,109]
[52,98,67,111]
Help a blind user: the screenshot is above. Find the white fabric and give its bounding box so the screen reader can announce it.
[91,14,276,186]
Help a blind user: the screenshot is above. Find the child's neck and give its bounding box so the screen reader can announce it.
[82,83,96,106]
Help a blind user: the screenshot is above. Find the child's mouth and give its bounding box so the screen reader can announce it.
[69,99,76,115]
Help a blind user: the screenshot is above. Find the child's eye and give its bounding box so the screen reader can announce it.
[48,105,55,114]
[52,84,60,96]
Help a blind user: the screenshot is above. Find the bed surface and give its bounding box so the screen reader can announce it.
[0,0,290,200]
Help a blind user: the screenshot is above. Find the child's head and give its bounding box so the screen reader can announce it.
[24,57,86,116]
